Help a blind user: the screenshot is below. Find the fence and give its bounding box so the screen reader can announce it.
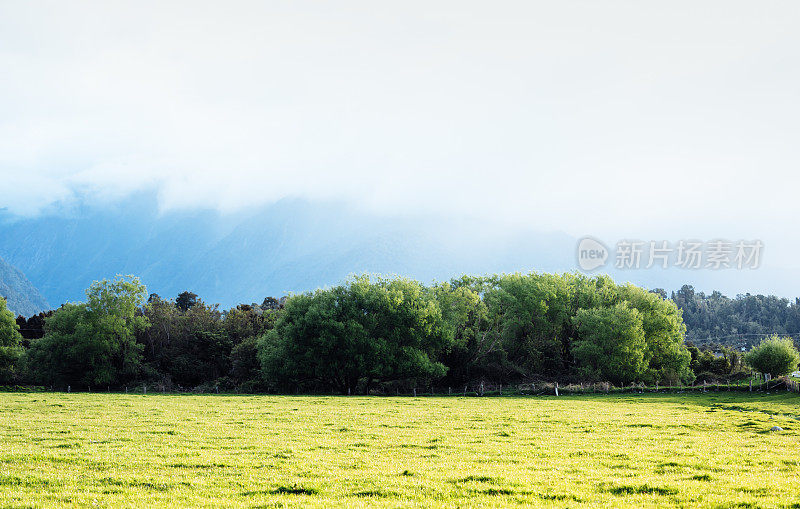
[6,375,800,395]
[405,376,800,397]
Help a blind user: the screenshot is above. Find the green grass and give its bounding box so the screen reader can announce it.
[0,392,798,508]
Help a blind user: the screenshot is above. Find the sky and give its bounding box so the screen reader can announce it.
[2,1,800,270]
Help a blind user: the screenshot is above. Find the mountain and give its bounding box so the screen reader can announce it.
[0,193,575,308]
[1,192,795,310]
[0,256,49,317]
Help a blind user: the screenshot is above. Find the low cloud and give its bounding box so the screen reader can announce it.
[1,1,799,250]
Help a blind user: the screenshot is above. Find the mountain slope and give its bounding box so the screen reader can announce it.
[0,194,574,308]
[0,256,49,317]
[2,193,791,310]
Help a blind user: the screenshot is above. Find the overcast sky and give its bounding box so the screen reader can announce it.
[1,1,799,265]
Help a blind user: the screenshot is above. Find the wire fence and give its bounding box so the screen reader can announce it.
[3,375,798,395]
[408,377,800,397]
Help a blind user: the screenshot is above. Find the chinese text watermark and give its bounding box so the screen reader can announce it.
[577,238,763,271]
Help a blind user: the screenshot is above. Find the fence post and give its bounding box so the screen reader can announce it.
[448,386,451,395]
[464,385,467,397]
[499,384,502,396]
[480,381,484,396]
[67,385,70,393]
[749,379,752,392]
[413,388,417,397]
[555,382,559,397]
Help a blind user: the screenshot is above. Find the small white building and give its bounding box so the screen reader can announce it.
[792,371,800,378]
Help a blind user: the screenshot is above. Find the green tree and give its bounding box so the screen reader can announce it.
[572,303,648,385]
[230,336,262,389]
[259,275,453,393]
[0,297,23,383]
[25,275,149,388]
[476,272,619,380]
[223,304,277,344]
[138,295,230,388]
[617,284,693,384]
[178,301,230,385]
[224,304,280,389]
[744,335,800,376]
[434,280,501,383]
[176,291,198,312]
[482,273,572,378]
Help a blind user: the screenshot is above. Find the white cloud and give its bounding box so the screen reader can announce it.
[1,0,799,262]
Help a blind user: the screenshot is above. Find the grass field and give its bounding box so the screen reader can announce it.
[0,393,798,508]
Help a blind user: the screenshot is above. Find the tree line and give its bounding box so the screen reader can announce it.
[668,284,800,349]
[1,273,798,392]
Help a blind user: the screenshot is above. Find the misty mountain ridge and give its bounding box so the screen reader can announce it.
[0,192,797,311]
[0,193,574,309]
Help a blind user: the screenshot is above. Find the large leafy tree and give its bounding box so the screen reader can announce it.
[572,303,648,385]
[0,297,23,383]
[616,284,693,384]
[25,275,149,388]
[464,272,691,385]
[476,272,619,380]
[744,335,800,376]
[259,275,453,393]
[481,273,572,378]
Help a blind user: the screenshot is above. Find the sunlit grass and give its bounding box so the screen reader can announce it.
[0,392,798,507]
